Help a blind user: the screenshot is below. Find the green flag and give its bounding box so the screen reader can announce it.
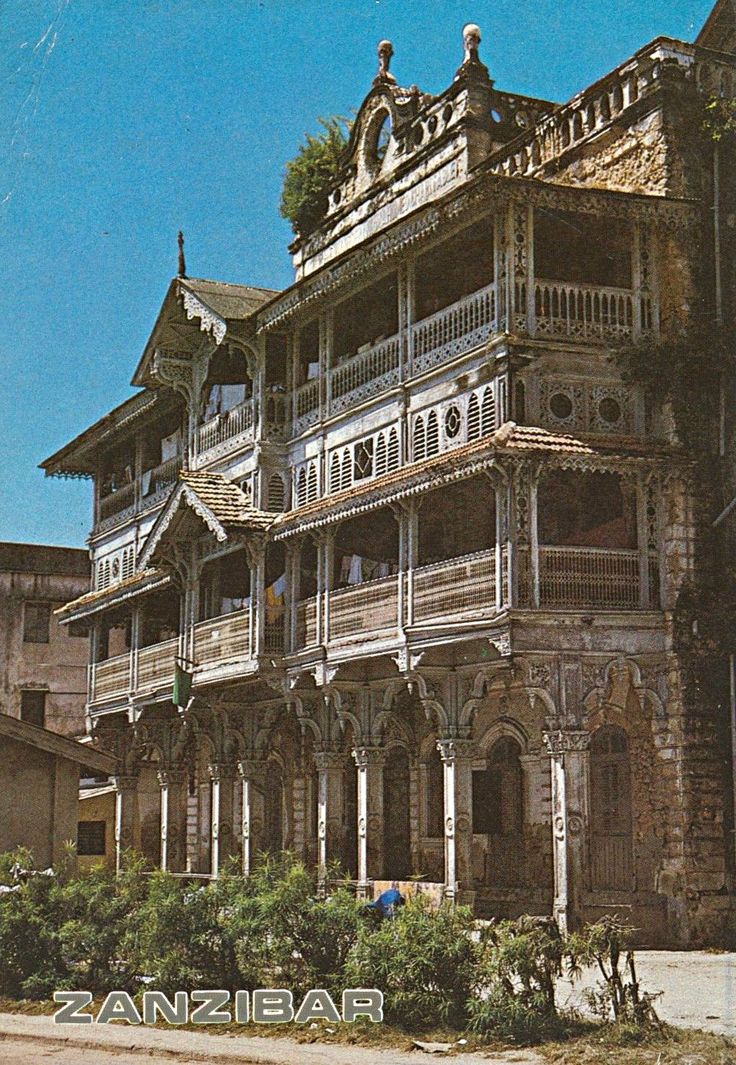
[173,662,193,708]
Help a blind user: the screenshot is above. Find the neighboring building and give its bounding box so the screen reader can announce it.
[0,542,90,737]
[42,3,736,945]
[0,715,115,868]
[77,783,117,871]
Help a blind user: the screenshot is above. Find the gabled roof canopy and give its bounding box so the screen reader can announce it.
[698,0,736,52]
[138,470,276,570]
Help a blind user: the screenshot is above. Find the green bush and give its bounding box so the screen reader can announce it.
[344,895,479,1030]
[280,117,349,236]
[468,916,565,1043]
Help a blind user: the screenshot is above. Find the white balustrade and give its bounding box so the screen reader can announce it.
[329,575,398,641]
[99,481,135,522]
[411,284,498,374]
[329,336,400,413]
[91,652,130,701]
[413,549,497,624]
[141,454,183,506]
[137,637,178,693]
[196,401,254,456]
[535,281,635,340]
[194,611,251,667]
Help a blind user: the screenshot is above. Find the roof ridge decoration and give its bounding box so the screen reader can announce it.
[180,283,227,345]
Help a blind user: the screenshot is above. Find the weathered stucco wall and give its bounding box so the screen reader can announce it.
[0,737,80,867]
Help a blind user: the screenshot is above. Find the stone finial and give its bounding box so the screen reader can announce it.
[463,23,482,63]
[374,39,397,85]
[456,22,490,82]
[177,230,187,278]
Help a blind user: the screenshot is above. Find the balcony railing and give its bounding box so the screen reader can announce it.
[296,597,318,648]
[91,652,130,702]
[534,546,656,610]
[194,611,250,667]
[329,575,399,641]
[264,393,289,440]
[534,282,636,341]
[137,638,178,694]
[413,549,497,624]
[98,481,136,523]
[412,283,498,376]
[293,379,320,435]
[196,401,254,458]
[329,336,400,414]
[97,455,183,532]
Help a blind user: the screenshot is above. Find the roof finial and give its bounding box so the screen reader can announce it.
[177,230,187,278]
[374,40,396,86]
[455,23,490,81]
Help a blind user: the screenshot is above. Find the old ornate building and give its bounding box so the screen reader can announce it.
[42,4,736,945]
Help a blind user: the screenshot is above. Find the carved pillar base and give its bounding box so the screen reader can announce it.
[543,730,591,934]
[438,739,475,905]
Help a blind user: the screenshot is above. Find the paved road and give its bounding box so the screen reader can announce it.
[559,950,736,1037]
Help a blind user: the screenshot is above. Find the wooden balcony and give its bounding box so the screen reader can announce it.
[90,652,130,702]
[96,455,183,532]
[194,612,250,667]
[534,281,639,342]
[195,400,254,460]
[411,283,498,376]
[137,638,178,694]
[329,336,400,415]
[413,549,498,624]
[330,574,399,641]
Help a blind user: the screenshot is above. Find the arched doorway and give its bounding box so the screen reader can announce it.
[473,736,524,888]
[263,760,284,854]
[590,725,633,891]
[383,746,411,879]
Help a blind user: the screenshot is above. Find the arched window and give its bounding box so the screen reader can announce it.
[426,410,440,456]
[329,453,341,493]
[413,416,426,462]
[383,747,411,879]
[264,760,284,853]
[481,386,496,436]
[267,474,286,511]
[307,463,318,502]
[375,432,388,477]
[467,392,481,440]
[590,725,633,891]
[387,427,400,470]
[341,450,352,491]
[296,468,307,508]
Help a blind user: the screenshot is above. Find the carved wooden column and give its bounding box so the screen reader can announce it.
[209,763,238,876]
[158,768,189,872]
[238,757,266,877]
[315,750,346,879]
[543,729,591,934]
[353,746,386,897]
[113,774,139,873]
[321,530,335,646]
[437,739,475,905]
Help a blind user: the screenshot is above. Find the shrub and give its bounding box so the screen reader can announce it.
[280,117,349,236]
[344,895,479,1030]
[468,916,565,1043]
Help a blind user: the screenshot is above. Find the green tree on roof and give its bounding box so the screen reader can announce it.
[280,117,350,237]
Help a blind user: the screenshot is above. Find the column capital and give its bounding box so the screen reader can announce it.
[314,749,345,771]
[542,729,590,755]
[157,768,188,787]
[352,745,387,769]
[208,761,237,782]
[112,774,138,791]
[237,756,266,781]
[437,738,475,763]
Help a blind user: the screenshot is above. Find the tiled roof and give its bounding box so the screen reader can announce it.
[181,278,280,321]
[179,471,276,530]
[273,422,665,536]
[55,568,171,622]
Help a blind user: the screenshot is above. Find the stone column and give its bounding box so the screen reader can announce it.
[543,729,591,934]
[157,769,189,873]
[353,746,386,898]
[112,774,139,873]
[314,750,346,878]
[437,739,475,905]
[238,757,266,877]
[209,763,238,877]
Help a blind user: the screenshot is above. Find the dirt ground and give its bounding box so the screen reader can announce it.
[558,949,736,1037]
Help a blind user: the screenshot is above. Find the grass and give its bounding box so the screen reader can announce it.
[1,998,735,1061]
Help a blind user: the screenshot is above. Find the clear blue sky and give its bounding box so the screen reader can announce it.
[0,0,717,547]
